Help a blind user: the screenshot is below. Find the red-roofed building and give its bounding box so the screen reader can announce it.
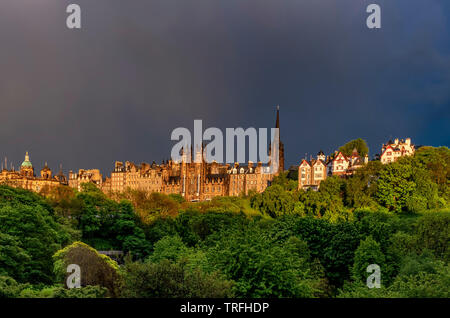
[380,138,415,164]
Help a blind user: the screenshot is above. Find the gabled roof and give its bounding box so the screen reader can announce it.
[380,145,394,157]
[299,159,311,167]
[312,159,326,166]
[330,151,349,163]
[352,157,364,166]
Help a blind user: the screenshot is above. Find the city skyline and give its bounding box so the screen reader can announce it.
[0,0,449,174]
[1,133,418,177]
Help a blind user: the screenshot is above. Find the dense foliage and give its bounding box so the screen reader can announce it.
[0,146,448,298]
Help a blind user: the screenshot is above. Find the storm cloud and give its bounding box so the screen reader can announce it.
[0,0,449,174]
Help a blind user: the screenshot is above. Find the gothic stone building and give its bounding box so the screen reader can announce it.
[0,152,67,192]
[105,154,274,201]
[101,108,284,201]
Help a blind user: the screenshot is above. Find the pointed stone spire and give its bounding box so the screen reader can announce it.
[275,105,280,130]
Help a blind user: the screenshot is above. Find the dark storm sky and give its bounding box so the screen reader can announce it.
[0,0,449,175]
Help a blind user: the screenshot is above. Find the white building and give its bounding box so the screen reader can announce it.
[380,138,415,164]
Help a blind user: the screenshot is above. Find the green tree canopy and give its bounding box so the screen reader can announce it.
[121,259,234,298]
[53,241,121,297]
[207,223,322,297]
[0,186,75,284]
[338,138,369,157]
[351,236,386,283]
[250,184,295,217]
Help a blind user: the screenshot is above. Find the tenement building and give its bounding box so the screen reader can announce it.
[97,108,284,201]
[0,152,67,192]
[68,169,103,192]
[298,151,327,191]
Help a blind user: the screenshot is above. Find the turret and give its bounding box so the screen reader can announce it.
[40,162,52,179]
[317,150,326,162]
[405,138,411,146]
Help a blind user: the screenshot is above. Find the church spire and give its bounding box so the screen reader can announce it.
[272,105,284,175]
[275,105,280,130]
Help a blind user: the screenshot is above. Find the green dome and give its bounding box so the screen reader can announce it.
[21,152,33,168]
[21,160,32,168]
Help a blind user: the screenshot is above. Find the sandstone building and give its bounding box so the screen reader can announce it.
[97,108,284,201]
[0,152,67,192]
[298,151,327,191]
[68,169,103,192]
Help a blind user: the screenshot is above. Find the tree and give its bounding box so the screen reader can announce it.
[120,259,233,298]
[413,146,450,201]
[339,138,369,157]
[0,276,29,298]
[207,223,320,297]
[271,171,298,191]
[46,185,80,218]
[250,184,295,217]
[112,201,151,259]
[298,187,344,219]
[352,236,386,283]
[74,187,151,258]
[147,235,189,263]
[0,186,75,284]
[53,241,121,297]
[389,262,450,298]
[0,233,30,281]
[343,161,383,209]
[120,190,180,223]
[415,213,449,261]
[376,162,416,212]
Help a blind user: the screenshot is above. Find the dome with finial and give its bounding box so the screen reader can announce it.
[21,152,33,168]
